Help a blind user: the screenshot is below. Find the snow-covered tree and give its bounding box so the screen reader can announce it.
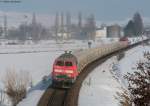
[124,51,150,106]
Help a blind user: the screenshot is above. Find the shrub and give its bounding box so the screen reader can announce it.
[3,69,30,106]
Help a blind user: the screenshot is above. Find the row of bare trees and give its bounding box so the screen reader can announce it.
[53,12,96,40]
[5,12,97,42]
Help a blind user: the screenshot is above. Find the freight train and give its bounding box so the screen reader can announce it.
[51,41,128,88]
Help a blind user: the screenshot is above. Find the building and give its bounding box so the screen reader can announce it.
[95,26,107,38]
[57,32,70,40]
[144,26,150,37]
[107,24,121,38]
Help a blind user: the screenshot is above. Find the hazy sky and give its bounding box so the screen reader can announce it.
[0,0,150,26]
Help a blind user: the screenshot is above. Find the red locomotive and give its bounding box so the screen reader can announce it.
[119,37,130,44]
[52,51,78,88]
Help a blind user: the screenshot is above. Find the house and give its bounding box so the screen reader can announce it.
[95,26,107,38]
[107,24,121,38]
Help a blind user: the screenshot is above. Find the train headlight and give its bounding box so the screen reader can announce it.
[54,69,62,72]
[65,70,73,74]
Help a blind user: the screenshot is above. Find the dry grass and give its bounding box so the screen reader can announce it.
[115,89,132,106]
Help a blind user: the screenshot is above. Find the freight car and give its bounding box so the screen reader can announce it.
[51,41,128,88]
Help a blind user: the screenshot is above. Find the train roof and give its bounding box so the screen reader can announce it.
[56,52,77,62]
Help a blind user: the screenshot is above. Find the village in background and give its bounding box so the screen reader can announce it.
[0,12,149,44]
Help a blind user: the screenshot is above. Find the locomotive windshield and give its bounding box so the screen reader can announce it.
[65,61,73,67]
[56,61,73,67]
[56,61,64,66]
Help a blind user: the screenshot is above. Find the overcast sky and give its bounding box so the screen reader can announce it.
[0,0,150,27]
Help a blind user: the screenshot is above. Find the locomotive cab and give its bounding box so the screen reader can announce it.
[52,51,78,88]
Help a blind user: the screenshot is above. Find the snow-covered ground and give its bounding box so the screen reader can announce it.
[79,44,150,106]
[119,46,150,74]
[0,38,148,106]
[118,45,150,86]
[79,56,122,106]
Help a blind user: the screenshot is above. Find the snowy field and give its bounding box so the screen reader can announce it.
[79,44,150,106]
[0,38,148,106]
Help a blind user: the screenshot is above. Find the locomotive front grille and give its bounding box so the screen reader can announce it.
[54,74,74,82]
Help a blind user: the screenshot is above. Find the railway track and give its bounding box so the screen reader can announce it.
[47,89,67,106]
[38,86,67,106]
[38,39,149,106]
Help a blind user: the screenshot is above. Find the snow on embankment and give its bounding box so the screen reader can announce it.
[79,44,150,106]
[118,45,150,86]
[79,57,121,106]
